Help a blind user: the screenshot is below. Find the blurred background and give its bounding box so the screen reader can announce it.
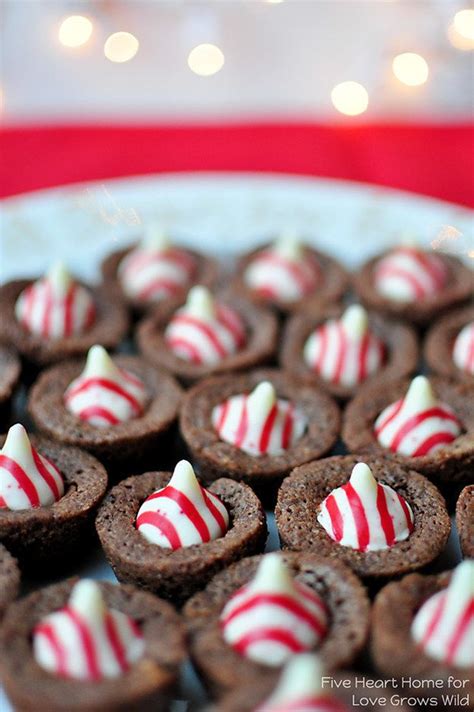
[0,0,473,204]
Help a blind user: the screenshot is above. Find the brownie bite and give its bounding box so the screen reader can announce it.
[371,562,473,705]
[96,461,267,604]
[424,305,474,383]
[0,543,20,618]
[275,455,450,580]
[0,264,128,372]
[353,246,472,328]
[180,368,340,502]
[0,578,186,712]
[137,287,278,386]
[231,236,348,315]
[281,303,418,400]
[456,485,474,558]
[342,375,474,485]
[0,425,108,571]
[28,349,182,474]
[101,226,220,318]
[0,345,21,426]
[183,552,370,698]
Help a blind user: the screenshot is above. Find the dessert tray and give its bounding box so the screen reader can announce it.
[1,172,472,711]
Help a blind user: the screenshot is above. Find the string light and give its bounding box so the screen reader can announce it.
[392,53,429,86]
[331,81,369,116]
[104,32,139,63]
[58,15,93,48]
[448,9,474,50]
[454,9,474,40]
[188,43,224,76]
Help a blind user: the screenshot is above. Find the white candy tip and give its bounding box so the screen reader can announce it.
[47,261,72,292]
[350,462,377,490]
[2,423,31,454]
[253,554,294,592]
[450,560,474,596]
[84,345,117,377]
[273,654,325,699]
[69,580,105,618]
[248,381,277,412]
[169,459,201,492]
[185,285,216,319]
[274,231,302,260]
[404,375,435,410]
[142,222,169,251]
[341,304,369,338]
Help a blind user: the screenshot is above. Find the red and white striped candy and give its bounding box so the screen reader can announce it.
[33,580,145,681]
[453,321,474,376]
[15,262,96,339]
[212,381,307,457]
[244,235,321,303]
[255,654,348,712]
[136,460,229,549]
[374,246,447,303]
[318,463,414,552]
[411,560,474,668]
[374,376,461,457]
[0,424,64,511]
[220,554,328,667]
[119,227,196,304]
[65,345,148,428]
[165,286,246,365]
[304,305,385,387]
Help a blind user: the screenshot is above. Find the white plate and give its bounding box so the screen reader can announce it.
[0,173,471,712]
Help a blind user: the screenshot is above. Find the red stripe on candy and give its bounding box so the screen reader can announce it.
[420,593,446,650]
[138,278,181,301]
[376,485,396,547]
[374,398,404,435]
[65,377,143,414]
[446,600,474,665]
[233,627,306,655]
[105,613,129,673]
[223,593,326,636]
[377,265,426,299]
[397,492,414,532]
[313,324,328,375]
[411,431,457,457]
[259,404,278,454]
[202,488,228,533]
[259,252,314,294]
[389,408,459,453]
[76,405,120,425]
[217,306,246,347]
[65,608,101,680]
[333,323,347,385]
[152,485,212,543]
[63,284,76,338]
[358,332,370,383]
[0,454,40,507]
[281,403,294,450]
[216,401,229,430]
[31,449,62,502]
[235,399,249,448]
[35,623,68,676]
[324,494,344,542]
[172,314,228,358]
[345,483,370,551]
[41,281,53,338]
[136,510,181,549]
[166,337,203,364]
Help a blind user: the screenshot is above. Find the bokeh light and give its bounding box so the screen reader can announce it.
[331,81,369,116]
[104,32,139,63]
[58,15,93,48]
[454,9,474,40]
[392,53,429,86]
[188,43,225,76]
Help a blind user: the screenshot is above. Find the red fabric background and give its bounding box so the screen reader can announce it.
[1,122,473,206]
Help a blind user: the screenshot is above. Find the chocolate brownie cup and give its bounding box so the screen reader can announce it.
[96,467,267,604]
[231,240,348,315]
[28,353,182,473]
[101,234,219,319]
[0,426,108,570]
[456,485,474,558]
[0,277,128,372]
[0,578,186,712]
[353,248,472,328]
[342,376,474,485]
[180,369,340,502]
[424,305,474,383]
[371,563,473,704]
[0,544,20,618]
[275,455,450,580]
[0,345,21,426]
[137,290,278,386]
[183,552,370,698]
[281,304,418,400]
